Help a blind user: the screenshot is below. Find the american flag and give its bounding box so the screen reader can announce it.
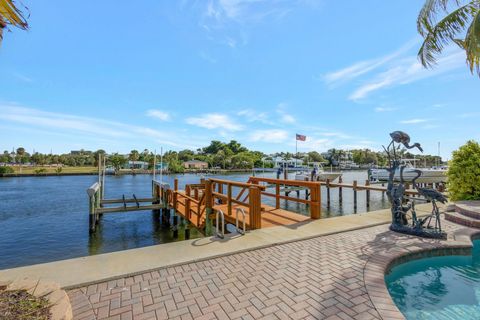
[296,134,306,141]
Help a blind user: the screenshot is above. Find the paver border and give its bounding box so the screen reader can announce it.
[64,219,391,290]
[363,227,480,320]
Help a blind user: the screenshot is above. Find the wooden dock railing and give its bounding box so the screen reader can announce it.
[208,178,265,229]
[248,177,322,219]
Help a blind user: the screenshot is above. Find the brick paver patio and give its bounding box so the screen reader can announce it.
[68,221,468,320]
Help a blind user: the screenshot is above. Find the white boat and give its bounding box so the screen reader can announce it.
[295,165,342,182]
[368,161,447,184]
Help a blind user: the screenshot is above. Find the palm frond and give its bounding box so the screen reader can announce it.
[464,9,480,75]
[0,0,28,40]
[418,3,476,67]
[417,0,462,36]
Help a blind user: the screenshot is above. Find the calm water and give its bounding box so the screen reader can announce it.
[386,240,480,319]
[0,171,388,269]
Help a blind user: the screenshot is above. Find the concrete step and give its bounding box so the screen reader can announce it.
[444,211,480,228]
[455,201,480,220]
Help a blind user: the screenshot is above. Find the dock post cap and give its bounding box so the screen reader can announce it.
[87,182,100,197]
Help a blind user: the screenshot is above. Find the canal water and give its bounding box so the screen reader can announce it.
[0,171,389,269]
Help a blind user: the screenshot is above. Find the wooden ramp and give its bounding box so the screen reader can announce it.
[213,203,311,229]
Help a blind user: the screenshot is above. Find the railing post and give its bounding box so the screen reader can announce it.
[275,183,280,209]
[353,180,358,212]
[218,183,223,204]
[204,180,213,236]
[174,179,178,191]
[338,176,343,204]
[185,198,191,219]
[227,184,232,216]
[310,183,321,219]
[249,186,262,229]
[365,179,370,208]
[326,178,331,210]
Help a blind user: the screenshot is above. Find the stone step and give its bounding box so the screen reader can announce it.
[444,211,480,228]
[455,201,480,220]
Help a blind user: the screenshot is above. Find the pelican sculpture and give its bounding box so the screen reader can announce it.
[389,131,424,152]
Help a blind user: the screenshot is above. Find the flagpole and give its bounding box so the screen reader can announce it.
[295,136,298,168]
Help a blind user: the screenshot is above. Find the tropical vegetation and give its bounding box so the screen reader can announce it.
[418,0,480,76]
[0,0,28,42]
[447,140,480,200]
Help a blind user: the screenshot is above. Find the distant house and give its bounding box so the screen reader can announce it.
[155,162,169,170]
[271,156,303,168]
[183,160,208,169]
[124,161,149,170]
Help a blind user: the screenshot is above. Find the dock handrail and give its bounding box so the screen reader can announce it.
[235,208,246,235]
[215,209,225,239]
[248,176,321,219]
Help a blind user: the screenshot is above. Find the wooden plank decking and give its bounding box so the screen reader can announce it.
[213,203,311,229]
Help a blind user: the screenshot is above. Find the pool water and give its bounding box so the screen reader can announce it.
[386,239,480,319]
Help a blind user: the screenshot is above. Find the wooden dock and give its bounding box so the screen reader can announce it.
[87,174,431,237]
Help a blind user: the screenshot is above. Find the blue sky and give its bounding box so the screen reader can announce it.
[0,0,478,159]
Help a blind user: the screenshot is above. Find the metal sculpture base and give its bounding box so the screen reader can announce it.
[389,223,447,239]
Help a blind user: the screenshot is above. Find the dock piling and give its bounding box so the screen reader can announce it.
[326,179,331,210]
[365,180,370,208]
[353,180,358,212]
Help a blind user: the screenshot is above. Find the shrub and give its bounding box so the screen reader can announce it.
[0,166,14,174]
[447,140,480,201]
[34,168,47,175]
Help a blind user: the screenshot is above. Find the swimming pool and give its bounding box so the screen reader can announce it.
[385,239,480,319]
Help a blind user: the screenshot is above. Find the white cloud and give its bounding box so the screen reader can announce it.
[349,51,465,101]
[323,39,418,87]
[199,0,320,48]
[276,103,296,124]
[0,105,201,150]
[374,106,396,112]
[146,109,171,121]
[237,109,273,124]
[13,73,33,83]
[249,129,289,143]
[400,118,429,124]
[185,113,243,131]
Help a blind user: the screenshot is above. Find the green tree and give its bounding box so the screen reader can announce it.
[178,149,194,162]
[93,149,106,166]
[129,150,139,163]
[447,140,480,200]
[202,141,226,154]
[108,153,126,173]
[418,0,480,76]
[0,150,11,163]
[227,140,247,154]
[307,151,325,163]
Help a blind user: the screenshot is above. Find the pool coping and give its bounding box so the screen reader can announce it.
[363,226,480,320]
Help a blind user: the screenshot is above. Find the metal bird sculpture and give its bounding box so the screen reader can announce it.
[411,169,448,204]
[411,169,447,232]
[390,131,424,152]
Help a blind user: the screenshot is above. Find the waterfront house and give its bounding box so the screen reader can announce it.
[124,161,149,170]
[183,160,208,169]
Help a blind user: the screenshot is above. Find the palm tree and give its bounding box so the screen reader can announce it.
[0,0,28,42]
[418,0,480,76]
